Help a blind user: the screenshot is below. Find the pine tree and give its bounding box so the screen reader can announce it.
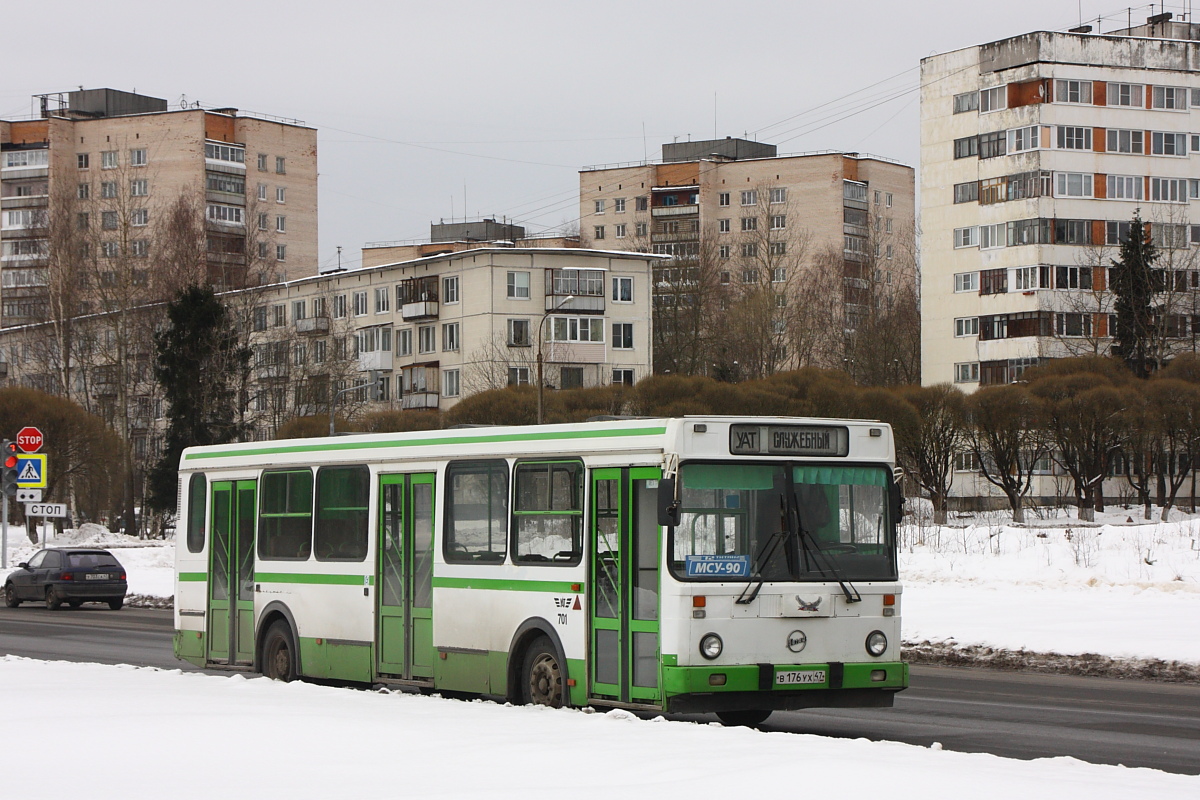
[147,286,250,513]
[1110,213,1158,378]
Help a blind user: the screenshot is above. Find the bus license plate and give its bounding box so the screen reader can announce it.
[775,670,826,686]
[85,573,109,580]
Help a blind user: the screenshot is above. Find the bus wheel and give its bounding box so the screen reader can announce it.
[521,636,564,708]
[262,621,298,682]
[717,709,772,727]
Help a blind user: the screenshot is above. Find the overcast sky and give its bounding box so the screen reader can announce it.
[4,1,1180,272]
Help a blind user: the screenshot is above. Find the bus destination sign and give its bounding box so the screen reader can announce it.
[728,424,849,457]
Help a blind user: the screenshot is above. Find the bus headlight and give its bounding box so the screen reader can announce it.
[865,630,887,657]
[699,633,723,660]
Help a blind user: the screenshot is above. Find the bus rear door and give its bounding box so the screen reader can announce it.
[207,479,256,666]
[376,473,436,680]
[589,467,661,705]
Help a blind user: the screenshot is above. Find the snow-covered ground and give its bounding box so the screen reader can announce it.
[0,657,1194,799]
[3,508,1199,667]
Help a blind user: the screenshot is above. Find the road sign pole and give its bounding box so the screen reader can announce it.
[2,493,7,569]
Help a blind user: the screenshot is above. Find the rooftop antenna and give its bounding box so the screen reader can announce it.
[714,91,718,138]
[641,121,648,162]
[336,246,342,271]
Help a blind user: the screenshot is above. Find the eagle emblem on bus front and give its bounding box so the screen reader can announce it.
[796,596,822,612]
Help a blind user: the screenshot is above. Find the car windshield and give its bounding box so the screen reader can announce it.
[67,553,120,569]
[669,462,896,582]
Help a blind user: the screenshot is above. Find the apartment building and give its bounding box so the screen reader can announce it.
[361,219,579,268]
[579,138,914,376]
[921,23,1200,388]
[0,88,317,328]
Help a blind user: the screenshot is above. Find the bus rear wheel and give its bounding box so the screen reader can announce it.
[521,636,564,708]
[262,621,298,682]
[717,709,772,727]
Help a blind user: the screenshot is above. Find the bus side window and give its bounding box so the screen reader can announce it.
[444,460,509,564]
[259,469,313,561]
[314,465,369,562]
[186,473,207,553]
[511,460,583,566]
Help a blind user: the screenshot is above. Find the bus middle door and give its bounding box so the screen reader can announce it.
[207,479,256,666]
[376,473,436,681]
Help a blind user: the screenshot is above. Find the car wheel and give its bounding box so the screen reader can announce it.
[3,583,19,608]
[45,588,62,610]
[262,621,297,682]
[521,636,564,708]
[716,709,772,727]
[108,598,124,611]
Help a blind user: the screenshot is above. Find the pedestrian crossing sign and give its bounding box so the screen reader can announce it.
[16,454,46,488]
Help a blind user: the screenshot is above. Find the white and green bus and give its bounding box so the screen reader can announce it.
[174,416,906,725]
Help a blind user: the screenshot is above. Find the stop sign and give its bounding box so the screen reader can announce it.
[16,426,43,452]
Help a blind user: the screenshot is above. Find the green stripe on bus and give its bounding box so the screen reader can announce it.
[256,573,375,586]
[432,576,578,593]
[183,426,668,461]
[179,572,207,582]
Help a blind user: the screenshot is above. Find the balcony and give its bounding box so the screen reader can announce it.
[359,349,393,372]
[650,232,699,244]
[402,392,440,409]
[296,317,329,334]
[651,204,699,218]
[545,295,604,313]
[2,195,48,210]
[401,300,439,320]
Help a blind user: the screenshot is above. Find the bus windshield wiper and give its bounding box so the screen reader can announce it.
[734,495,789,605]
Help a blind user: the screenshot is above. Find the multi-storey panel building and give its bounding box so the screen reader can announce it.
[0,89,317,328]
[921,24,1200,387]
[578,139,914,376]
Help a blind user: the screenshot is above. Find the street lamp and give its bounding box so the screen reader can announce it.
[330,369,382,435]
[537,294,574,424]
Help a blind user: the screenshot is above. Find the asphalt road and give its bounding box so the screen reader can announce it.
[1,606,1198,775]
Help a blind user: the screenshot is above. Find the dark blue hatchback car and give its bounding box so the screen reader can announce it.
[4,548,128,610]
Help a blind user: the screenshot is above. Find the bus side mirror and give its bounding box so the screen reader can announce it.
[890,481,904,519]
[658,477,680,527]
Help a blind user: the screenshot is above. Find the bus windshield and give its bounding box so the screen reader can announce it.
[669,462,897,582]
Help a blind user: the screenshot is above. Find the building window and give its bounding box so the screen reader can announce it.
[101,211,118,230]
[954,272,979,292]
[1106,129,1144,154]
[1053,219,1091,244]
[741,217,758,232]
[1054,172,1093,198]
[612,276,633,302]
[612,322,634,349]
[1057,126,1092,150]
[886,244,894,260]
[131,240,149,257]
[593,225,605,240]
[1106,221,1132,246]
[353,291,368,316]
[1055,265,1093,290]
[276,215,287,233]
[396,328,412,356]
[101,182,118,199]
[718,245,731,259]
[509,367,530,386]
[615,224,626,238]
[769,187,787,204]
[635,222,648,237]
[333,294,347,318]
[77,153,89,169]
[740,190,757,206]
[741,268,759,283]
[129,148,147,167]
[130,179,148,197]
[272,304,287,327]
[1054,79,1092,104]
[550,316,604,343]
[442,322,460,351]
[258,183,268,201]
[954,226,979,249]
[276,244,287,261]
[978,131,1006,159]
[1151,131,1187,156]
[635,196,648,211]
[955,362,980,383]
[953,91,979,113]
[292,299,306,321]
[442,275,459,304]
[418,325,436,353]
[206,204,244,225]
[954,182,979,204]
[769,242,787,256]
[374,287,390,313]
[1007,125,1040,153]
[955,317,979,337]
[1055,312,1093,337]
[101,151,118,169]
[741,243,758,258]
[1107,83,1143,107]
[131,208,149,227]
[276,156,287,174]
[507,271,530,299]
[767,214,786,230]
[443,369,461,398]
[1152,223,1189,249]
[718,219,731,234]
[258,213,269,231]
[718,192,730,207]
[1013,266,1044,290]
[594,199,605,214]
[980,85,1006,112]
[954,135,979,159]
[508,319,530,346]
[76,182,90,200]
[1151,177,1187,203]
[257,153,268,171]
[560,367,584,389]
[613,369,635,386]
[1152,85,1187,110]
[276,186,286,203]
[1107,174,1143,200]
[613,197,625,213]
[101,241,119,258]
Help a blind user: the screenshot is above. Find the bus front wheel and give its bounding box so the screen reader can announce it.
[521,636,564,708]
[262,621,298,682]
[717,709,772,727]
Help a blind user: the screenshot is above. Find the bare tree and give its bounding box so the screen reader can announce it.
[964,384,1051,523]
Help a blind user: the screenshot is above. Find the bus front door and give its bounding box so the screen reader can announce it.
[376,473,436,680]
[589,467,662,705]
[207,480,256,666]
